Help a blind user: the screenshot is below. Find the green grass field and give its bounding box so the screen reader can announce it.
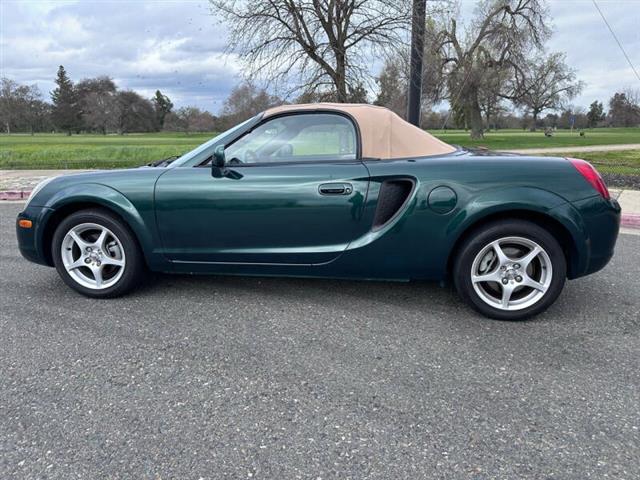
[539,149,640,175]
[0,128,639,169]
[0,132,211,169]
[431,127,640,150]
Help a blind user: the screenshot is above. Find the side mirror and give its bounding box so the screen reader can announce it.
[211,145,242,179]
[213,145,226,168]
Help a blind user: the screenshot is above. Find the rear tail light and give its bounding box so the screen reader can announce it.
[567,158,610,200]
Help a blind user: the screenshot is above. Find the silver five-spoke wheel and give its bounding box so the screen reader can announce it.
[61,223,126,290]
[471,236,552,311]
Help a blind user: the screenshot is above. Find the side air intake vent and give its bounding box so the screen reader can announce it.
[372,179,414,229]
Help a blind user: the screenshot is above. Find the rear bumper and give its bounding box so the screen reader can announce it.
[568,195,621,279]
[16,205,55,267]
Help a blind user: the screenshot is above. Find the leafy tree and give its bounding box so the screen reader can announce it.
[50,65,81,134]
[375,57,408,118]
[421,109,449,129]
[210,0,411,101]
[152,90,173,130]
[558,106,588,129]
[587,100,605,128]
[608,92,640,127]
[544,112,559,128]
[115,90,156,134]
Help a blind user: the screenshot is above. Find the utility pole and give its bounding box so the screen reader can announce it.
[407,0,426,127]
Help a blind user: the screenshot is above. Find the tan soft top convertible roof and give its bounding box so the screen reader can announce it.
[263,103,456,159]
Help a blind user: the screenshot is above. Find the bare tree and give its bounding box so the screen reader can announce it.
[511,52,583,130]
[478,67,509,131]
[430,0,550,138]
[164,107,218,133]
[209,0,412,101]
[220,82,282,128]
[83,91,120,134]
[375,19,447,122]
[0,78,45,134]
[76,76,119,134]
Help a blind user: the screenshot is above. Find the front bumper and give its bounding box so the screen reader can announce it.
[16,205,55,267]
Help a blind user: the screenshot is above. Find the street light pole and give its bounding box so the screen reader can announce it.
[407,0,426,127]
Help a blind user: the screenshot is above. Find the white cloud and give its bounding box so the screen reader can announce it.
[1,0,241,112]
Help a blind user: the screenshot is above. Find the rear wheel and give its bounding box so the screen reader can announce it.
[453,220,566,320]
[52,209,146,298]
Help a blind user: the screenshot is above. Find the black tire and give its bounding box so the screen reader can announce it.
[52,208,146,298]
[453,219,566,320]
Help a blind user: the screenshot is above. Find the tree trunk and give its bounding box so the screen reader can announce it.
[465,88,484,139]
[334,52,348,102]
[531,111,539,131]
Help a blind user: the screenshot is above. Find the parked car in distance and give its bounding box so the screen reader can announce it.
[16,103,620,320]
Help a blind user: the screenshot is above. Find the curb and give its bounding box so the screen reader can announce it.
[622,213,640,229]
[0,189,32,201]
[1,189,640,230]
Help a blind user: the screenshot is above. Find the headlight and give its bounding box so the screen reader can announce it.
[25,176,58,207]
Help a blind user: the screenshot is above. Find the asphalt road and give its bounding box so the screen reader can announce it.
[1,202,639,479]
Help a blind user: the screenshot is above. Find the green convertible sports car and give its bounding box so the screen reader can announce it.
[16,103,620,320]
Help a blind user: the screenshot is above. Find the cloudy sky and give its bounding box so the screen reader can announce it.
[1,0,639,113]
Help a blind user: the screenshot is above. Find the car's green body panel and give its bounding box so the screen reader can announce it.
[17,114,621,284]
[154,163,370,264]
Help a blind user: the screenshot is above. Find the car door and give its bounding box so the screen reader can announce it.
[154,112,370,265]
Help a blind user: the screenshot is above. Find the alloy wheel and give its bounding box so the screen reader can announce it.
[470,236,553,311]
[60,223,126,290]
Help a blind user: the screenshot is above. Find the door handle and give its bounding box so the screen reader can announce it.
[319,182,353,195]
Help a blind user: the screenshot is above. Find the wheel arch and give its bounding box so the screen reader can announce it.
[41,202,143,266]
[38,184,156,268]
[445,209,581,279]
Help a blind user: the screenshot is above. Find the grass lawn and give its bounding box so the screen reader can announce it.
[429,127,640,150]
[0,127,639,169]
[538,149,640,176]
[0,132,213,169]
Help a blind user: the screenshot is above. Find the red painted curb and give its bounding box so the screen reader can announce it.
[0,190,32,201]
[622,213,640,229]
[0,189,639,230]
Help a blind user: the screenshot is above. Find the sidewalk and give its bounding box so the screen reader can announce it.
[611,189,640,230]
[499,143,640,155]
[0,169,91,194]
[1,169,639,229]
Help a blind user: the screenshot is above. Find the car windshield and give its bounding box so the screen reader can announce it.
[170,115,258,167]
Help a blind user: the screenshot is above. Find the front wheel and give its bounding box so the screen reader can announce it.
[453,220,567,320]
[52,209,146,298]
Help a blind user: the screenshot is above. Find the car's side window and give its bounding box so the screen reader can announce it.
[224,113,357,165]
